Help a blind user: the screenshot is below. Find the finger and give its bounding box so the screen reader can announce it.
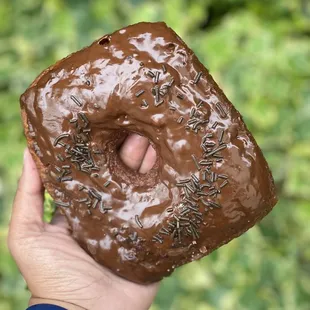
[139,144,157,174]
[119,133,150,170]
[10,148,44,235]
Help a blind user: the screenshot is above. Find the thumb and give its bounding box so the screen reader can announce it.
[9,148,44,238]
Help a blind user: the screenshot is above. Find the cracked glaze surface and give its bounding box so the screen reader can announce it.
[20,22,277,283]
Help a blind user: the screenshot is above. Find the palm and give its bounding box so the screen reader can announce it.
[9,134,158,310]
[21,221,156,309]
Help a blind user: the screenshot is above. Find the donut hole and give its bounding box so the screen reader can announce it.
[117,132,156,174]
[107,130,159,188]
[98,35,111,46]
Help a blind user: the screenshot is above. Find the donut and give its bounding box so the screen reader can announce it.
[20,22,277,284]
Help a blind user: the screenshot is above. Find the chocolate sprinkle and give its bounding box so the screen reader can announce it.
[215,102,227,118]
[159,228,170,235]
[218,129,224,144]
[53,134,70,147]
[147,70,155,78]
[57,154,65,162]
[211,172,217,183]
[78,112,89,126]
[220,180,229,188]
[78,185,85,191]
[89,188,101,200]
[152,235,164,244]
[191,154,201,171]
[92,199,99,209]
[177,116,184,124]
[104,180,111,187]
[196,100,204,109]
[155,100,164,107]
[190,107,196,118]
[199,160,213,166]
[168,78,174,87]
[177,92,184,100]
[193,71,202,84]
[155,71,160,84]
[218,174,228,179]
[154,85,160,103]
[54,201,70,208]
[70,95,82,107]
[191,174,200,184]
[61,176,72,182]
[168,101,176,111]
[135,89,145,97]
[141,99,149,108]
[207,201,222,209]
[129,232,138,241]
[135,215,143,228]
[99,202,107,214]
[212,121,218,129]
[205,144,227,157]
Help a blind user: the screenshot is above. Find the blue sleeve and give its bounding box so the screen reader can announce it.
[27,305,67,310]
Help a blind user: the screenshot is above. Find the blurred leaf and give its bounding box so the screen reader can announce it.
[43,192,56,222]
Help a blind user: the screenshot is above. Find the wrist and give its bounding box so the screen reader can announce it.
[29,298,85,310]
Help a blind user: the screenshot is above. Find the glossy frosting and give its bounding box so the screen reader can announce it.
[20,22,277,283]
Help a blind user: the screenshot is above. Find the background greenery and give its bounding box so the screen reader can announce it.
[0,0,309,309]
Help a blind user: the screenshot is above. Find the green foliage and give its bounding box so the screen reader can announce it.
[0,0,309,309]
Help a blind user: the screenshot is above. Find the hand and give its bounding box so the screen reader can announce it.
[8,134,158,310]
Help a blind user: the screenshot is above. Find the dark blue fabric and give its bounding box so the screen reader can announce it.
[27,304,67,310]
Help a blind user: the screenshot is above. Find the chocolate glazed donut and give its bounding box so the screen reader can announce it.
[20,22,277,283]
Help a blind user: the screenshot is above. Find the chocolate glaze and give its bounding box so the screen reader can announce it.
[20,22,277,283]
